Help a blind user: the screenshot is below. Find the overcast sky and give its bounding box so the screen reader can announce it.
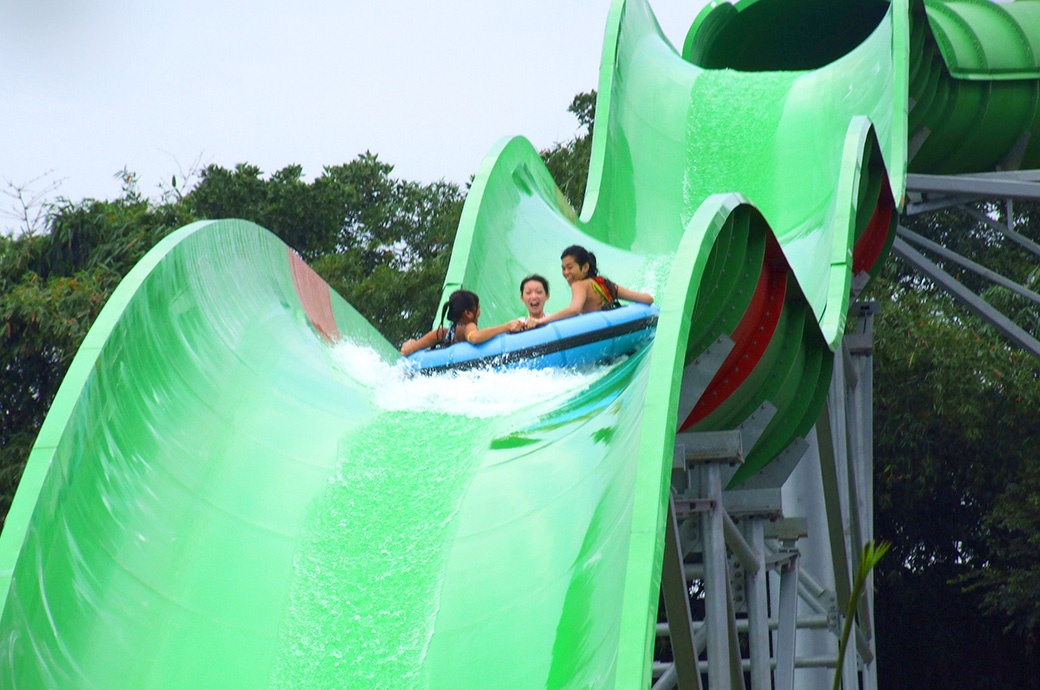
[1,1,708,223]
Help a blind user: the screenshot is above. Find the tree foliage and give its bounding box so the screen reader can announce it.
[870,203,1040,686]
[313,156,463,343]
[541,91,596,215]
[189,154,464,344]
[190,162,344,260]
[1,179,197,521]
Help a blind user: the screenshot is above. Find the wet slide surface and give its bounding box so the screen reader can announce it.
[0,220,659,688]
[3,0,1040,687]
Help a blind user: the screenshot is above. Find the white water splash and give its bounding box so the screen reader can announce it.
[327,340,610,419]
[633,253,675,296]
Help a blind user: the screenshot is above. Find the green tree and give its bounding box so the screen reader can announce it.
[541,91,596,215]
[908,202,1040,666]
[1,183,196,523]
[189,162,344,260]
[312,158,464,344]
[867,230,1040,687]
[967,460,1040,636]
[188,154,465,344]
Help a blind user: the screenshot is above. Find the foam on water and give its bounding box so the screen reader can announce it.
[326,339,612,419]
[271,408,488,689]
[272,339,636,687]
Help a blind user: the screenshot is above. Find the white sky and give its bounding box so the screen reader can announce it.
[0,1,709,222]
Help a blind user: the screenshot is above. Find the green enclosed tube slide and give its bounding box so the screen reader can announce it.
[3,0,1040,687]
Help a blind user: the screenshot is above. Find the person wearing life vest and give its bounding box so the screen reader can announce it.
[401,289,524,356]
[526,245,653,328]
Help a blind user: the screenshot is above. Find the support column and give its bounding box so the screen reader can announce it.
[743,518,770,690]
[671,431,746,690]
[774,549,800,690]
[700,460,731,690]
[846,302,878,690]
[660,495,703,690]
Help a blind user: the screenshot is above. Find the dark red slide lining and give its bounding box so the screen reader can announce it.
[680,236,788,430]
[852,169,895,276]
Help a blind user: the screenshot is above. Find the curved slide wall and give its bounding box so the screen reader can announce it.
[2,0,1039,687]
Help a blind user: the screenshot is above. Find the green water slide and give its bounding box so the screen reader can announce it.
[3,0,1040,687]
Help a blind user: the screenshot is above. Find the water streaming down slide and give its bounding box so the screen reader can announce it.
[3,0,1040,687]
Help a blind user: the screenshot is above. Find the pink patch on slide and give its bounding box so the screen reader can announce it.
[289,250,340,344]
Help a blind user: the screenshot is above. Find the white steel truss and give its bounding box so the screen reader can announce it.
[653,303,878,690]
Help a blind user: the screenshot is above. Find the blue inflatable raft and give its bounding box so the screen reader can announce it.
[403,303,659,374]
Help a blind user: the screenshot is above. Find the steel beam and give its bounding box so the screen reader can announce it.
[677,336,736,423]
[897,226,1040,306]
[661,494,703,690]
[700,461,732,690]
[959,206,1040,259]
[817,357,853,610]
[656,614,832,637]
[904,194,983,215]
[906,172,1040,200]
[744,519,771,690]
[723,511,761,574]
[652,664,679,690]
[846,308,879,690]
[724,576,748,690]
[773,555,800,690]
[892,238,1040,361]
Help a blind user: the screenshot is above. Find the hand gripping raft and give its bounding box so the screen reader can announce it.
[404,303,659,374]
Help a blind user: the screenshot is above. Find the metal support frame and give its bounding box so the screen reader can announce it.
[773,546,800,690]
[903,170,1040,222]
[660,429,812,690]
[655,295,883,689]
[845,311,878,689]
[676,336,736,424]
[697,435,743,690]
[899,169,1040,364]
[744,519,770,690]
[906,171,1040,200]
[892,238,1040,359]
[660,495,703,690]
[896,226,1040,306]
[812,303,879,690]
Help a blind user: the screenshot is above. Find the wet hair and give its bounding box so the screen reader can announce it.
[439,289,479,328]
[519,274,550,295]
[561,245,599,278]
[562,244,619,302]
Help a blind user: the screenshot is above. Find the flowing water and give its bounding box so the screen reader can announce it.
[270,343,621,688]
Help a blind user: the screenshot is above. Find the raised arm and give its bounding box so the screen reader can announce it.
[400,327,446,356]
[466,319,524,345]
[616,284,654,305]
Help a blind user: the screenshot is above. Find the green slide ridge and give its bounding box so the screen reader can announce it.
[1,0,1037,687]
[909,0,1040,171]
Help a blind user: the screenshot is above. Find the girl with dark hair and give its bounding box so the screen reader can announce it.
[400,289,524,356]
[527,245,653,328]
[519,274,549,322]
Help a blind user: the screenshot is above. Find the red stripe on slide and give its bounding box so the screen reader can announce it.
[852,169,895,276]
[289,250,340,344]
[680,237,788,430]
